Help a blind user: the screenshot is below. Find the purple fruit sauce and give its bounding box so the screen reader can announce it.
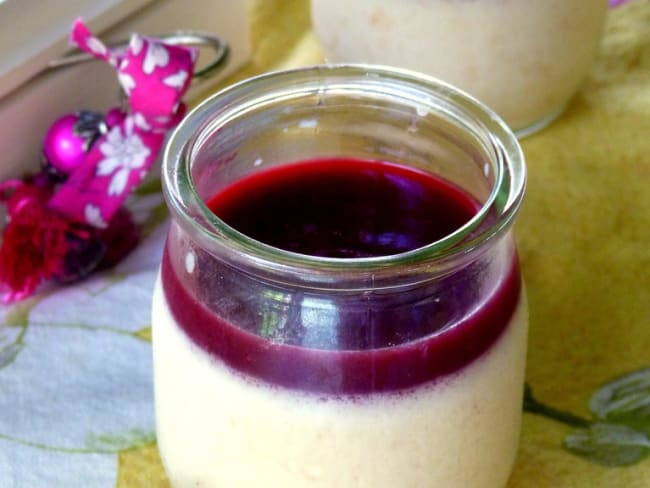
[161,158,521,395]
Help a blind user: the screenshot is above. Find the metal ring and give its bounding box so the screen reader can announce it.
[48,31,229,80]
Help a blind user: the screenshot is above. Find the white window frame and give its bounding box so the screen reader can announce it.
[0,0,251,179]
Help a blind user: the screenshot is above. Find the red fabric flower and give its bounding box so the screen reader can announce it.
[0,182,70,301]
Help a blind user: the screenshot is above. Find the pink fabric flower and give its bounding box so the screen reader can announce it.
[0,19,197,301]
[49,19,196,228]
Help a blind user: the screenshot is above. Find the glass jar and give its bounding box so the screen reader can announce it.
[311,0,608,136]
[153,65,527,487]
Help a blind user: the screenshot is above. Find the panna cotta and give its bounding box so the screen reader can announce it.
[152,159,528,487]
[311,0,608,133]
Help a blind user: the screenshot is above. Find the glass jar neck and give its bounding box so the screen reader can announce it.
[163,64,526,290]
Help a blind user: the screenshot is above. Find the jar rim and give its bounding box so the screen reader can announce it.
[163,64,526,281]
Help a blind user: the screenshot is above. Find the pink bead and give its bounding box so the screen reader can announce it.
[43,114,87,175]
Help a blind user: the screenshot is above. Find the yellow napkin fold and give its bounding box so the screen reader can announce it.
[511,2,650,486]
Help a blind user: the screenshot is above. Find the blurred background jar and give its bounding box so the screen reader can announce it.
[311,0,608,137]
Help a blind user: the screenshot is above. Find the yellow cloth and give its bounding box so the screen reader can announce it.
[118,1,650,485]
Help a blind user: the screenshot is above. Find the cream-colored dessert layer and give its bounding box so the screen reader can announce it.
[153,278,528,488]
[311,0,607,130]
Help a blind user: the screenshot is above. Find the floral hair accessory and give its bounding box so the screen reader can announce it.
[0,19,226,302]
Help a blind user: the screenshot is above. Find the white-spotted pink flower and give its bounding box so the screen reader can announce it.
[96,118,151,196]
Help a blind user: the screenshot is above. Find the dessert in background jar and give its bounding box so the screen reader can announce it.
[153,65,528,487]
[311,0,608,136]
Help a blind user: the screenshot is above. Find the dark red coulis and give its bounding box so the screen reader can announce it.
[161,158,520,394]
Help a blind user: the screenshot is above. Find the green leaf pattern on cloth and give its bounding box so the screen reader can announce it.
[590,368,650,435]
[526,368,650,467]
[0,195,167,486]
[564,423,650,466]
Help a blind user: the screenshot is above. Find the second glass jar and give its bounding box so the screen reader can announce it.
[311,0,608,136]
